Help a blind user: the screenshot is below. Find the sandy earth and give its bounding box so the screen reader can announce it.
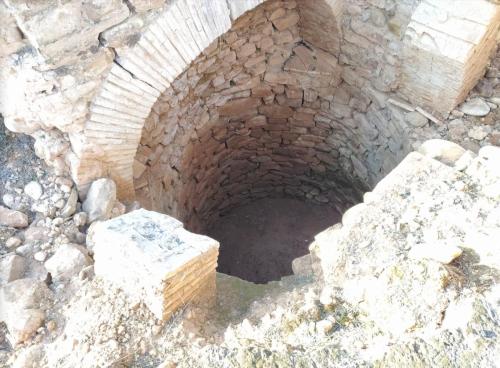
[207,197,341,283]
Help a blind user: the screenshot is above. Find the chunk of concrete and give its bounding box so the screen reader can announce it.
[88,209,219,320]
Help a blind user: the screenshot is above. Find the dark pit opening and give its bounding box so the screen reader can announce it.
[134,0,409,284]
[207,197,341,283]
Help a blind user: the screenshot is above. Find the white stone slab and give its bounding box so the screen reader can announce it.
[88,209,219,319]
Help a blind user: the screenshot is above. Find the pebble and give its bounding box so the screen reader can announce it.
[2,193,15,208]
[405,111,428,127]
[459,98,490,117]
[73,212,88,227]
[46,320,57,332]
[15,243,33,257]
[468,126,489,141]
[0,205,29,228]
[34,251,47,262]
[24,181,43,201]
[6,236,22,249]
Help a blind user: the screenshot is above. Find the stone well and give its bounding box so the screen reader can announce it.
[132,0,406,232]
[2,0,498,282]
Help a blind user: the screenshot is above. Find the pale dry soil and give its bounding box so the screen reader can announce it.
[207,197,341,283]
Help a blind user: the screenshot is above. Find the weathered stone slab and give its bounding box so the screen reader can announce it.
[400,0,500,116]
[88,209,219,320]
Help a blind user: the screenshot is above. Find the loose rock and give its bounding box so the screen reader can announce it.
[468,126,489,141]
[0,205,29,228]
[459,98,490,117]
[6,236,22,249]
[418,139,466,166]
[405,111,428,127]
[44,243,92,281]
[0,278,52,345]
[82,179,117,223]
[24,181,43,201]
[0,254,27,285]
[60,188,78,218]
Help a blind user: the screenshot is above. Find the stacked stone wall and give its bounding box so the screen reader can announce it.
[0,0,498,210]
[134,0,388,230]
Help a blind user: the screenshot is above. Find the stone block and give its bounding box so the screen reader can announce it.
[400,0,500,117]
[5,0,129,65]
[89,209,219,320]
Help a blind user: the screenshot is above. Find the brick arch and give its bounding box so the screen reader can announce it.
[73,0,267,200]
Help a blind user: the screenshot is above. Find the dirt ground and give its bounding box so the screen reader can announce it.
[0,116,41,199]
[207,197,341,284]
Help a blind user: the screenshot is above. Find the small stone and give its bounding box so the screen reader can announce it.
[46,320,57,332]
[468,126,489,141]
[405,111,428,127]
[79,265,94,281]
[15,243,33,257]
[152,325,162,336]
[60,189,78,218]
[73,212,88,227]
[111,201,126,218]
[52,217,64,227]
[0,254,26,285]
[2,193,15,209]
[44,243,92,281]
[418,139,466,166]
[54,199,66,209]
[0,279,52,345]
[459,98,490,117]
[6,237,22,249]
[24,182,43,201]
[0,206,29,228]
[24,227,49,243]
[34,251,47,262]
[82,179,117,223]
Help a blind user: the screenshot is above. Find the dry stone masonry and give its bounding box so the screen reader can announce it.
[134,1,368,231]
[1,0,498,206]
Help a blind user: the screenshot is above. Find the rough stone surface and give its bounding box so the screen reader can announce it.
[313,146,499,343]
[401,0,500,116]
[89,209,219,320]
[82,178,117,223]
